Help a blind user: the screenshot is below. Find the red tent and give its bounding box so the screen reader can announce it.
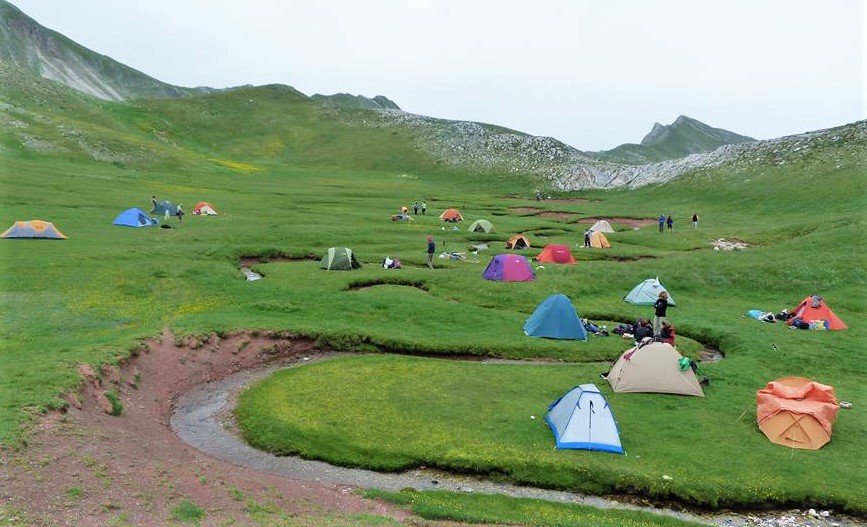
[536,244,575,264]
[787,295,847,330]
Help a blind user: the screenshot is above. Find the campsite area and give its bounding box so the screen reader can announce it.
[0,60,865,527]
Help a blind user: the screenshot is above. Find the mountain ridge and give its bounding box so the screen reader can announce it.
[591,115,755,164]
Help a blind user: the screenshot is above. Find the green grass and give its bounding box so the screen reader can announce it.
[170,499,204,524]
[366,489,704,527]
[0,68,865,518]
[237,354,865,512]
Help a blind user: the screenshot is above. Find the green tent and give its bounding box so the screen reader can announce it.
[468,219,494,233]
[320,247,361,270]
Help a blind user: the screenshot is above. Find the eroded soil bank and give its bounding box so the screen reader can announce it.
[0,330,407,527]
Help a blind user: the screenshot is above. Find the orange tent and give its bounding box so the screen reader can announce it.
[192,202,218,215]
[1,220,67,239]
[506,234,531,249]
[439,209,463,222]
[787,295,847,330]
[757,377,839,450]
[536,244,575,264]
[589,230,610,248]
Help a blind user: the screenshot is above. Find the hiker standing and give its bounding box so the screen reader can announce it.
[583,229,592,248]
[176,204,184,223]
[426,236,435,270]
[421,201,427,215]
[151,195,157,210]
[666,215,674,231]
[658,215,665,233]
[413,201,419,215]
[692,212,699,229]
[653,291,670,334]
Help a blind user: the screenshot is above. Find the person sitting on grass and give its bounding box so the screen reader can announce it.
[632,318,653,346]
[658,320,676,345]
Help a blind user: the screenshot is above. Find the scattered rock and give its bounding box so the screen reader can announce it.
[712,238,750,251]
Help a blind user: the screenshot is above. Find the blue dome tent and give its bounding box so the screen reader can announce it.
[113,208,158,228]
[524,294,587,340]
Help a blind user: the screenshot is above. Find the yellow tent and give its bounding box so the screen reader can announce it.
[589,230,610,248]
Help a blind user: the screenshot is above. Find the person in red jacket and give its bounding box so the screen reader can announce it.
[659,320,676,345]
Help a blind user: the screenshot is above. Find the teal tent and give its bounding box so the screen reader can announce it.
[151,200,178,216]
[624,277,676,306]
[524,294,587,340]
[321,247,361,270]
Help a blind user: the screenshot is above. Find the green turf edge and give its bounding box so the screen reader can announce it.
[364,489,705,527]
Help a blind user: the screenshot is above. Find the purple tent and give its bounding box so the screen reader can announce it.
[483,254,536,282]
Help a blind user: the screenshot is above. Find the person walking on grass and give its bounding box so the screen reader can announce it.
[413,201,419,215]
[421,201,427,215]
[653,290,670,334]
[666,215,674,231]
[151,195,157,210]
[583,229,592,248]
[176,204,184,223]
[692,212,699,229]
[426,235,435,269]
[658,214,665,233]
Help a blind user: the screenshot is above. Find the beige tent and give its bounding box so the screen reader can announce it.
[606,342,704,397]
[589,231,611,248]
[589,220,614,233]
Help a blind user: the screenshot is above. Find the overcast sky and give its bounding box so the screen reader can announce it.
[11,0,865,150]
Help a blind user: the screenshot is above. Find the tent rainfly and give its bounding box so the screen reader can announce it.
[546,383,624,454]
[786,295,847,330]
[624,277,676,306]
[505,234,531,249]
[482,254,535,282]
[589,230,610,248]
[468,219,494,233]
[320,247,361,270]
[589,219,614,233]
[113,208,158,227]
[524,294,587,340]
[1,220,67,239]
[440,209,463,222]
[606,342,704,397]
[193,202,218,215]
[757,377,839,450]
[536,244,575,264]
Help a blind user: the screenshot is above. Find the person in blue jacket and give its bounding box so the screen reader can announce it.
[658,214,665,233]
[426,236,435,269]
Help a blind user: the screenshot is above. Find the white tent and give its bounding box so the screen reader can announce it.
[624,277,676,306]
[589,220,614,233]
[545,383,624,454]
[606,342,704,397]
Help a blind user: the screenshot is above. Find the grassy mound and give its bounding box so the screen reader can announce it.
[237,355,866,512]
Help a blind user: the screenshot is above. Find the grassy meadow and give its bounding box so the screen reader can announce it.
[0,69,865,516]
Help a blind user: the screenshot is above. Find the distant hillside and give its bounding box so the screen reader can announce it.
[311,93,400,111]
[0,0,211,100]
[593,115,754,164]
